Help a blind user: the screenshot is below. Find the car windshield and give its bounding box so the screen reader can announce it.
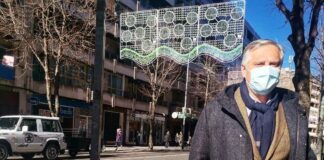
[0,117,19,130]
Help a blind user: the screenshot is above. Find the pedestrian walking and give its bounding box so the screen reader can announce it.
[136,130,141,146]
[189,39,315,160]
[178,131,183,148]
[175,132,180,146]
[115,127,123,151]
[164,130,171,148]
[187,135,192,147]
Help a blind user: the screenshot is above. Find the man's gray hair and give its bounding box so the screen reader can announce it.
[241,39,284,66]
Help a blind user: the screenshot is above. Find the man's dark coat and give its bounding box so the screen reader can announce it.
[189,84,315,160]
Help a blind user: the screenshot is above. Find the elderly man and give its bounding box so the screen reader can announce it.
[189,40,315,160]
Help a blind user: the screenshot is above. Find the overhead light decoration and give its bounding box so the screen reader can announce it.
[120,0,245,65]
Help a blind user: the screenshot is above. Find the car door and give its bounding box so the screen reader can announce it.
[15,118,43,152]
[40,119,63,148]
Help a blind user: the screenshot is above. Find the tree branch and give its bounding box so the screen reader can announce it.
[275,0,292,21]
[306,0,323,49]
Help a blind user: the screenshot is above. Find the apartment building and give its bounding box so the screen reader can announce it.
[276,68,322,151]
[309,78,321,143]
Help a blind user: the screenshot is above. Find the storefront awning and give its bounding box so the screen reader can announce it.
[31,93,91,109]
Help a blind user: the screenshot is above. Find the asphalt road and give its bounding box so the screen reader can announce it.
[8,151,189,160]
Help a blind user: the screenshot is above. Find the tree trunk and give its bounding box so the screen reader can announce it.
[148,113,154,150]
[291,40,311,112]
[148,96,156,150]
[53,63,61,117]
[292,51,310,112]
[44,66,54,117]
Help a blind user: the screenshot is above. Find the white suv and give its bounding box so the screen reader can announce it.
[0,115,67,160]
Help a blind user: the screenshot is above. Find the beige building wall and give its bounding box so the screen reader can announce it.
[277,68,295,91]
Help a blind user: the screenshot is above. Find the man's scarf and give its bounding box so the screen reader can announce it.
[240,80,279,160]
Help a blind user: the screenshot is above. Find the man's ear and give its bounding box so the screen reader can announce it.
[241,65,247,78]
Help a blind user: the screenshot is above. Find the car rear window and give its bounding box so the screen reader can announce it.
[42,120,62,132]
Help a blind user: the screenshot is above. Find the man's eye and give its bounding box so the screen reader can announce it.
[255,63,264,66]
[270,63,280,67]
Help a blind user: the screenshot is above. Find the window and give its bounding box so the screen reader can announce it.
[105,71,123,96]
[19,118,37,132]
[0,117,19,130]
[32,57,45,81]
[60,63,90,88]
[42,120,62,132]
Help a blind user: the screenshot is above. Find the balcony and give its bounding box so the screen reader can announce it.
[310,107,319,113]
[311,98,320,104]
[103,92,168,115]
[309,132,318,137]
[311,90,321,96]
[308,123,318,129]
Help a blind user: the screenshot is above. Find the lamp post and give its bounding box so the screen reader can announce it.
[181,57,190,150]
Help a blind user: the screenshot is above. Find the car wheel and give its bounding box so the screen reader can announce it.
[21,153,35,160]
[0,144,8,160]
[43,144,59,160]
[69,150,78,158]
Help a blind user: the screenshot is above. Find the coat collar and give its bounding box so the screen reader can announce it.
[216,84,247,131]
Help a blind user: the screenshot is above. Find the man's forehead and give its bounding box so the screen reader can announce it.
[249,43,280,53]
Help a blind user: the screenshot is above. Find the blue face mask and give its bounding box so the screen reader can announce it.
[246,66,280,95]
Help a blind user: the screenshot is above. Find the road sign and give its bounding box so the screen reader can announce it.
[29,97,39,106]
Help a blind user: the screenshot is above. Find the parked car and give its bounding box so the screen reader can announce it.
[64,128,104,158]
[0,115,66,160]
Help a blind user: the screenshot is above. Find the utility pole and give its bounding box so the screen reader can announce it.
[90,0,106,159]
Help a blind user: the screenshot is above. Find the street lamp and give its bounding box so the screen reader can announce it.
[181,56,190,150]
[172,112,179,119]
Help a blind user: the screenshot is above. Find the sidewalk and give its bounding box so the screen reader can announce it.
[104,146,190,152]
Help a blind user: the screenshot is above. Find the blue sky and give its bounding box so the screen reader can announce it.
[245,0,296,70]
[245,1,324,76]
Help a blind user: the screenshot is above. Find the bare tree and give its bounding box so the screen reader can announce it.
[189,56,227,108]
[139,57,182,150]
[275,0,324,110]
[0,0,95,116]
[313,25,324,73]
